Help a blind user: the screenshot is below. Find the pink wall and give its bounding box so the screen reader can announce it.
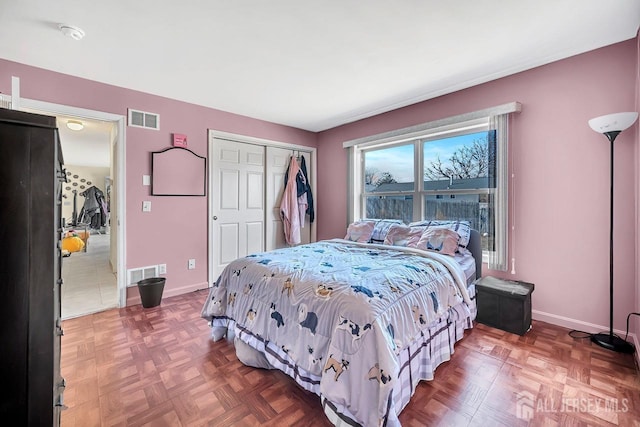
[2,38,638,335]
[0,59,317,304]
[317,39,639,334]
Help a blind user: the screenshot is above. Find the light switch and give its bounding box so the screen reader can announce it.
[142,201,151,212]
[143,175,151,186]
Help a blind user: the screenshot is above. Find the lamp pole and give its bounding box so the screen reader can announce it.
[606,131,617,339]
[588,112,637,353]
[590,130,634,353]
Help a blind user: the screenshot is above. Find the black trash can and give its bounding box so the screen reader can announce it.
[137,277,165,308]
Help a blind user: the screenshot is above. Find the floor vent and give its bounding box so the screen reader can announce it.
[128,108,159,130]
[127,265,159,287]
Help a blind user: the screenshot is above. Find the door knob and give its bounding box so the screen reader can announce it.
[213,216,218,220]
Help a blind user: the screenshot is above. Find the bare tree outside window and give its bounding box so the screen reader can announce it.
[360,130,498,253]
[422,134,494,250]
[424,137,490,180]
[365,168,397,187]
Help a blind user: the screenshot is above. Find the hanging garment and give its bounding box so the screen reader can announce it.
[79,186,108,229]
[299,156,314,223]
[71,190,78,226]
[280,156,302,245]
[284,154,315,223]
[297,186,308,229]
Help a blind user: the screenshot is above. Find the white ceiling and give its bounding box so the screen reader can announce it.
[21,108,113,168]
[54,115,113,168]
[2,1,639,134]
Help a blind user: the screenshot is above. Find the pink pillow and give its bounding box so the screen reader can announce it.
[344,221,375,243]
[415,228,460,256]
[383,224,425,247]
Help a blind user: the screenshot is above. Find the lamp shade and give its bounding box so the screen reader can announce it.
[588,112,638,134]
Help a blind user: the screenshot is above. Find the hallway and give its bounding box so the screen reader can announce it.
[61,232,118,319]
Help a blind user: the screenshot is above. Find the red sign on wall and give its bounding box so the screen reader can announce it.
[172,133,188,148]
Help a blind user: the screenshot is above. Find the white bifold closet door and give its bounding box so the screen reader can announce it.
[210,138,313,281]
[210,139,265,278]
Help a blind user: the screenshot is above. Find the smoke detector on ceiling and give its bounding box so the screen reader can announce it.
[58,24,85,40]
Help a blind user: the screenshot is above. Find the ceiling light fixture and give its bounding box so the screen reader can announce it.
[58,24,85,41]
[66,120,84,131]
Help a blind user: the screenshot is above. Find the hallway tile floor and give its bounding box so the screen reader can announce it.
[61,232,118,319]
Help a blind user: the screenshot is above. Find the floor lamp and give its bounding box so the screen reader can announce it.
[588,111,638,354]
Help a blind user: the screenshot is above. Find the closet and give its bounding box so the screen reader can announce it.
[208,134,315,280]
[266,146,313,249]
[0,108,65,425]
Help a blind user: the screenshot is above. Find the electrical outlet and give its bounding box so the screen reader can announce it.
[158,264,167,274]
[188,259,196,270]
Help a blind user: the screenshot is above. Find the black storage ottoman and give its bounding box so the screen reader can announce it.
[475,276,534,335]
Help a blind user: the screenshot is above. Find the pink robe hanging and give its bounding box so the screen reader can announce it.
[280,156,304,245]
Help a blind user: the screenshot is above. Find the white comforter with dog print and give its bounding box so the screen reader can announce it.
[201,239,469,427]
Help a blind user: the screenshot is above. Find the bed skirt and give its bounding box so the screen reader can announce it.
[209,284,477,426]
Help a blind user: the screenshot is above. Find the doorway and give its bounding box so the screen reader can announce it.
[19,98,127,316]
[57,115,117,318]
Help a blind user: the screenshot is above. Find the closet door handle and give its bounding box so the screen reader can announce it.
[213,216,218,220]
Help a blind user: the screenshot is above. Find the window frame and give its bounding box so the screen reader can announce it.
[361,139,419,221]
[345,102,520,269]
[360,124,493,255]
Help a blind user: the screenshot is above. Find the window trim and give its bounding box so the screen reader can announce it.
[345,102,521,270]
[360,128,492,223]
[343,102,521,149]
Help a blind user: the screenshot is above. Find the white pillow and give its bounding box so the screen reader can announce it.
[383,224,426,247]
[415,228,460,256]
[409,220,471,249]
[370,219,404,243]
[344,221,375,243]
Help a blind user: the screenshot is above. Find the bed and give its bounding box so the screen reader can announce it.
[201,220,481,427]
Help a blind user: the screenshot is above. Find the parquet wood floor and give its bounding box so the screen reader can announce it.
[61,289,639,427]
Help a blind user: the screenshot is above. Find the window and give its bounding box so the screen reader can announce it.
[363,144,415,223]
[362,129,494,251]
[346,102,520,270]
[422,130,495,252]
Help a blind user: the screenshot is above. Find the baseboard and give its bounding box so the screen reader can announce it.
[126,281,208,306]
[532,309,638,360]
[163,281,209,298]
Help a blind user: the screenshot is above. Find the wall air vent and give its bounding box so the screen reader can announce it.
[0,94,12,109]
[128,108,159,130]
[127,265,159,287]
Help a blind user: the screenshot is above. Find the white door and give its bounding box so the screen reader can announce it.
[210,139,265,279]
[266,147,311,251]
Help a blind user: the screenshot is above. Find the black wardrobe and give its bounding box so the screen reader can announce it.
[0,108,65,425]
